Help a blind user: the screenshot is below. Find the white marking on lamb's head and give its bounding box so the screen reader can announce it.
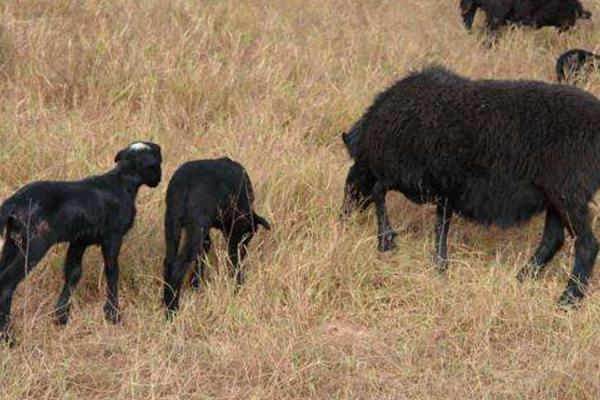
[129,142,151,151]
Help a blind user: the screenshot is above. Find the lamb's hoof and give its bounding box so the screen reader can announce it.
[103,304,121,324]
[516,265,540,282]
[54,311,70,326]
[377,231,397,252]
[434,257,448,274]
[165,308,178,321]
[0,330,15,347]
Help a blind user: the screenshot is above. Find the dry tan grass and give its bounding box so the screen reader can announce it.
[1,0,600,398]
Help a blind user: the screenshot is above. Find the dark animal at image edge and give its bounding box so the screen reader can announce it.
[163,158,270,314]
[0,142,162,342]
[340,65,600,306]
[460,0,591,33]
[556,49,600,83]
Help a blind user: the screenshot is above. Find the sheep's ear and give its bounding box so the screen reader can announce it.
[114,149,127,163]
[341,132,349,145]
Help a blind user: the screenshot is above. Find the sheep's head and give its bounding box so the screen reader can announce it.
[115,141,163,187]
[340,163,376,218]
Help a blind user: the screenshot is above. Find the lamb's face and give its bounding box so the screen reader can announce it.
[340,163,376,218]
[115,142,163,187]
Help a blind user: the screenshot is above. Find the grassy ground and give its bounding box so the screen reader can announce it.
[1,0,600,398]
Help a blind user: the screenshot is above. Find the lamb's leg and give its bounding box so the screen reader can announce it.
[228,232,253,287]
[101,237,123,324]
[434,199,452,273]
[55,241,87,325]
[372,181,397,252]
[557,204,598,306]
[0,237,52,343]
[517,209,564,281]
[190,233,211,290]
[164,225,206,315]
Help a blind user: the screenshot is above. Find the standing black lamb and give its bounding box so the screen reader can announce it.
[460,0,591,33]
[556,48,600,83]
[0,142,162,341]
[341,65,600,306]
[163,158,270,314]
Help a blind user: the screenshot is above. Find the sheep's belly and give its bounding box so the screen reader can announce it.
[453,179,547,228]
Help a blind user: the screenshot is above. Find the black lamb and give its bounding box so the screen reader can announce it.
[341,65,600,306]
[460,0,591,33]
[556,48,600,83]
[163,158,270,314]
[0,141,162,341]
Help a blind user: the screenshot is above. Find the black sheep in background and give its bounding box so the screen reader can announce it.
[341,65,600,306]
[163,158,270,314]
[460,0,591,34]
[0,142,162,342]
[556,49,600,83]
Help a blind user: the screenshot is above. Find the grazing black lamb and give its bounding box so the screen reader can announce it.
[340,65,600,306]
[0,141,162,341]
[460,0,591,34]
[163,158,270,314]
[556,48,600,83]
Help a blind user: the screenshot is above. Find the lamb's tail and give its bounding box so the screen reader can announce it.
[253,212,271,231]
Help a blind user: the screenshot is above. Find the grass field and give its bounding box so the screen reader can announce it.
[1,0,600,398]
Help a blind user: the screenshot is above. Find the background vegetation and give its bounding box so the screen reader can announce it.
[0,0,600,398]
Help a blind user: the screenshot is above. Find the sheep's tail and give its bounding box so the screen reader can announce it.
[0,201,16,238]
[253,212,271,231]
[342,117,366,159]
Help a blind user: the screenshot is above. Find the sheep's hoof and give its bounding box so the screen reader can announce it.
[377,231,397,252]
[103,304,121,324]
[557,288,582,309]
[516,264,541,282]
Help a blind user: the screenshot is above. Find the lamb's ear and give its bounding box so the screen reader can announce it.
[114,149,127,163]
[253,213,271,231]
[341,132,349,146]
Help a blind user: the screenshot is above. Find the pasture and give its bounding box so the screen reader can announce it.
[1,0,600,398]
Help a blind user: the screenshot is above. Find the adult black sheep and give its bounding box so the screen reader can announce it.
[340,65,600,306]
[460,0,591,33]
[556,48,600,83]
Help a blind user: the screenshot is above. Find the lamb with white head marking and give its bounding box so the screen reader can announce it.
[0,141,162,342]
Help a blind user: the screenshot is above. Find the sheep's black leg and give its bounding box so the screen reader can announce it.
[101,237,123,324]
[228,232,253,287]
[434,199,452,273]
[517,209,564,281]
[372,181,397,252]
[557,205,598,306]
[190,234,211,290]
[0,237,52,342]
[55,241,87,325]
[164,225,206,315]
